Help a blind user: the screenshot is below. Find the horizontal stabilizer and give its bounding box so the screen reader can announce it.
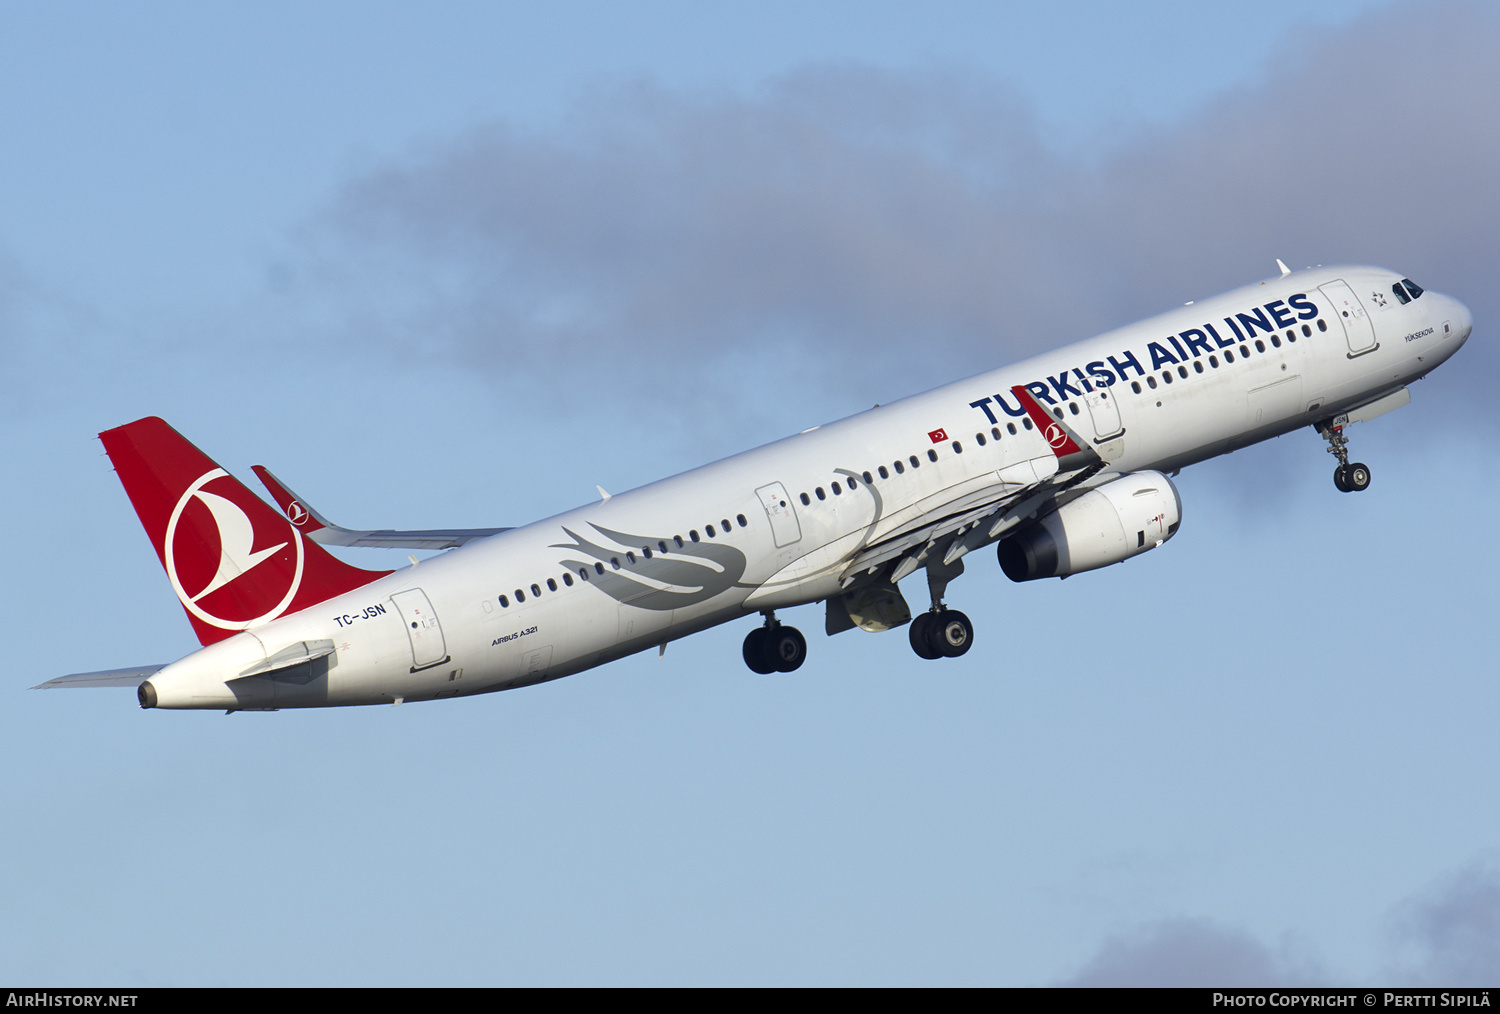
[235,639,337,679]
[34,665,166,690]
[252,466,509,549]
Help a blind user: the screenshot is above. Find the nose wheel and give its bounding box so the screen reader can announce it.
[1317,421,1372,493]
[742,614,807,673]
[1334,462,1371,493]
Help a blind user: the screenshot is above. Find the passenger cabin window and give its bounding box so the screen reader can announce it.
[878,465,889,479]
[927,449,937,462]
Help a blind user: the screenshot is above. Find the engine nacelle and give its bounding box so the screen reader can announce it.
[997,470,1182,581]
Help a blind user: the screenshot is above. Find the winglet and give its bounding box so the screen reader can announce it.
[252,465,330,536]
[1009,386,1101,471]
[1277,258,1291,277]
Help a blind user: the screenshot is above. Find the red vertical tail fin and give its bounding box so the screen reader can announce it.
[99,417,391,646]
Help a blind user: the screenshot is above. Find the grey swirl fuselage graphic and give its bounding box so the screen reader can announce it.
[552,524,748,610]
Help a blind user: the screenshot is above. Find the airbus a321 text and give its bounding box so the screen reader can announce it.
[38,263,1472,711]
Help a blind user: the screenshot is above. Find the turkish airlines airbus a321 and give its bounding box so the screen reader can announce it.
[38,263,1472,711]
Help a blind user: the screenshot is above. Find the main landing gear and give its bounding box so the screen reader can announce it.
[1316,421,1371,493]
[908,556,973,660]
[742,612,807,674]
[909,608,974,660]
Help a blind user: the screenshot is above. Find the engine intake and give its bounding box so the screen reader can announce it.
[998,471,1182,581]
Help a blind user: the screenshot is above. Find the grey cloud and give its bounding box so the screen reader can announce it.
[1387,856,1500,986]
[1057,918,1324,987]
[1057,855,1500,987]
[309,1,1499,431]
[312,65,1070,405]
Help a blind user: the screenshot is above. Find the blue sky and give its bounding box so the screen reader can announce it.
[4,0,1498,986]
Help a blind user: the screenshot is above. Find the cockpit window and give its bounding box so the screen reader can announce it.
[1392,282,1411,305]
[1402,278,1424,299]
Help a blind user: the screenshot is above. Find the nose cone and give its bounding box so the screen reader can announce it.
[1451,295,1474,345]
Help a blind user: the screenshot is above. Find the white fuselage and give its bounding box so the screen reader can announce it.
[146,265,1472,709]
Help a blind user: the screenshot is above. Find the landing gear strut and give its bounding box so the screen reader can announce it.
[1316,421,1371,493]
[742,612,807,674]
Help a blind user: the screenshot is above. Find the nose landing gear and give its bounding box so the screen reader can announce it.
[1317,421,1371,493]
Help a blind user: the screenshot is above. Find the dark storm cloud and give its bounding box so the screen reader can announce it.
[316,0,1499,426]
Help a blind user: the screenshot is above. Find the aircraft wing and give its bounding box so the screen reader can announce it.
[839,386,1108,586]
[252,466,510,550]
[34,665,167,690]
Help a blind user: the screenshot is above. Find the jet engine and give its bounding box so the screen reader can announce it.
[997,471,1181,581]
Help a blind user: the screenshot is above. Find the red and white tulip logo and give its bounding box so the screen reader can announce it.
[1045,423,1069,449]
[286,501,310,526]
[164,469,304,631]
